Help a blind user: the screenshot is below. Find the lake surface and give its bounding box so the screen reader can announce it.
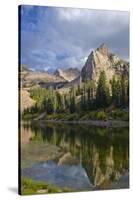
[20,121,129,191]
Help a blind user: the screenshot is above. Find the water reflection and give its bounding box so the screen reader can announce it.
[21,122,129,190]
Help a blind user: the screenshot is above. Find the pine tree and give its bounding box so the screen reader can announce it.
[86,80,96,110]
[80,92,85,111]
[56,92,63,113]
[46,98,54,114]
[70,95,76,113]
[115,79,121,107]
[76,84,81,96]
[69,86,76,113]
[121,74,128,108]
[96,71,110,108]
[127,80,129,107]
[111,74,129,108]
[111,76,118,106]
[53,94,57,113]
[80,83,86,111]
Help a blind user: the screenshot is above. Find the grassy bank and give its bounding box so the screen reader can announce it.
[45,109,128,121]
[21,177,73,195]
[22,109,129,122]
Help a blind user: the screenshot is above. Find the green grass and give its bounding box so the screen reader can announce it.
[21,177,72,195]
[22,108,129,122]
[79,111,108,120]
[95,111,108,120]
[22,113,39,120]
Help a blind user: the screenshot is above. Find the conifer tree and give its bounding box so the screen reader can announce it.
[121,74,127,107]
[111,76,118,106]
[96,71,110,108]
[69,86,76,113]
[46,98,54,114]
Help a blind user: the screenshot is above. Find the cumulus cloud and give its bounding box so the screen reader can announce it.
[20,5,129,71]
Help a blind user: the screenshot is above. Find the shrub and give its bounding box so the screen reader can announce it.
[95,111,108,120]
[47,185,61,193]
[111,109,129,121]
[65,113,79,121]
[88,111,97,119]
[21,177,33,188]
[46,114,54,120]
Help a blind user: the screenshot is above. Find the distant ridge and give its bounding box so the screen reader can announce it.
[54,68,80,82]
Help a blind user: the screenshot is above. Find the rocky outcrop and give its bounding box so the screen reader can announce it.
[81,43,129,83]
[20,89,35,112]
[54,68,80,82]
[20,65,66,88]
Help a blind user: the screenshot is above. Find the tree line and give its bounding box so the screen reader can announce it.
[23,70,129,115]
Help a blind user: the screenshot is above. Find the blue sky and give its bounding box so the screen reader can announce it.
[20,5,129,72]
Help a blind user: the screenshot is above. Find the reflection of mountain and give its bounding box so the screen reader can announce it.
[23,123,129,188]
[22,160,93,191]
[83,144,127,187]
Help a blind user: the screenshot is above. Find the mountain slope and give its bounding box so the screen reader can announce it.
[20,65,66,88]
[81,43,129,83]
[54,68,80,82]
[20,89,35,112]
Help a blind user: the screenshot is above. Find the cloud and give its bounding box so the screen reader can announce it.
[20,6,129,71]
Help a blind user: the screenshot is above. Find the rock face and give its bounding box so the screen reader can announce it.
[20,44,129,91]
[81,43,129,83]
[20,89,35,112]
[54,68,80,82]
[20,65,66,88]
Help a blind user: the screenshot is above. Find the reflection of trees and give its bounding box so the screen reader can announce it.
[28,123,129,187]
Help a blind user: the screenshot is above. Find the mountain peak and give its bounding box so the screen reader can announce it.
[81,44,128,83]
[97,43,109,56]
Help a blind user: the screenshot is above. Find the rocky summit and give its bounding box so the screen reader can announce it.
[54,68,80,82]
[81,43,129,83]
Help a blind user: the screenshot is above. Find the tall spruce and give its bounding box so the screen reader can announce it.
[121,74,128,107]
[111,76,119,106]
[96,71,110,108]
[87,80,96,110]
[69,86,76,113]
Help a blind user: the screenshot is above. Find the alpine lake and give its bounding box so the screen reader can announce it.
[20,120,129,193]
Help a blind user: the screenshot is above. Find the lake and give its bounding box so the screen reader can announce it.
[20,121,129,192]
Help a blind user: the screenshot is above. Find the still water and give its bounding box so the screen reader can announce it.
[20,121,129,191]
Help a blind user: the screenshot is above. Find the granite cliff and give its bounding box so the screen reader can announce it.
[81,44,129,83]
